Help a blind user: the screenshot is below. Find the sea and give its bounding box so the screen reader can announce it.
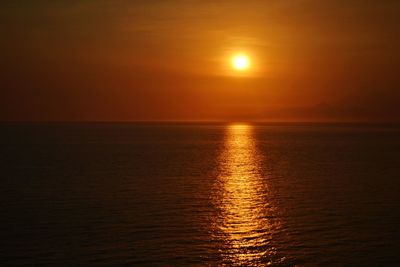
[1,123,400,266]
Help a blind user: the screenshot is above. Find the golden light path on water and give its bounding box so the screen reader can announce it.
[215,124,281,266]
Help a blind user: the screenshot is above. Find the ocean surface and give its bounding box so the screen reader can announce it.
[1,123,400,266]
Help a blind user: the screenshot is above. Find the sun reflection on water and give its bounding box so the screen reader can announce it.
[215,124,280,266]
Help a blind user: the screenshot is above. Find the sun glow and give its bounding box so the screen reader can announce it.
[232,54,250,71]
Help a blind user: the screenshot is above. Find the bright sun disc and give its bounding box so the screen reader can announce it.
[232,54,250,71]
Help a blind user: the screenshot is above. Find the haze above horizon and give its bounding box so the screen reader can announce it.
[1,0,399,122]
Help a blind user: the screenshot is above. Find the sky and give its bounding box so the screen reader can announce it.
[1,0,400,122]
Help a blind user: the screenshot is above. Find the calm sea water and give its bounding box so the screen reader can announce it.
[1,123,400,266]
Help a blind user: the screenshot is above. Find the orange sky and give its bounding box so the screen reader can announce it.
[1,0,400,122]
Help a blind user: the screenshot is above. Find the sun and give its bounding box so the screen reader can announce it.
[232,54,250,71]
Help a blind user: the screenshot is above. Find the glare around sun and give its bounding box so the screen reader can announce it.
[232,54,250,71]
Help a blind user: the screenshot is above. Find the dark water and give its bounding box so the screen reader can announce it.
[1,123,400,266]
